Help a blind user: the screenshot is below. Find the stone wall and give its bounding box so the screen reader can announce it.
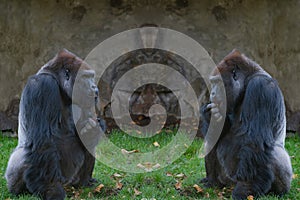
[0,0,299,132]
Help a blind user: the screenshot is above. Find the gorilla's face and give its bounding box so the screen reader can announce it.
[41,50,99,108]
[73,69,98,108]
[210,57,248,115]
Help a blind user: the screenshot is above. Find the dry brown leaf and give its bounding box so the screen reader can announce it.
[193,184,203,193]
[175,173,185,178]
[116,181,123,190]
[94,184,104,193]
[121,149,139,155]
[153,141,160,147]
[217,191,223,198]
[152,163,161,169]
[136,130,142,134]
[113,173,123,178]
[88,192,93,198]
[247,195,254,200]
[137,163,145,169]
[71,188,83,198]
[73,190,81,198]
[134,188,142,195]
[175,181,182,190]
[166,172,173,177]
[292,174,298,179]
[121,149,129,155]
[205,192,210,198]
[137,162,160,172]
[129,149,139,153]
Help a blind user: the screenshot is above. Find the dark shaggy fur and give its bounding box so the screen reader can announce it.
[5,50,106,200]
[201,50,292,199]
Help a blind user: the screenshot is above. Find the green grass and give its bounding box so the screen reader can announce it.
[0,131,299,200]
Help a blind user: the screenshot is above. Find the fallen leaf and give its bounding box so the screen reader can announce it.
[116,181,123,190]
[175,181,182,190]
[292,174,298,179]
[113,173,123,178]
[130,149,139,153]
[88,192,93,198]
[205,192,210,198]
[193,184,203,193]
[217,191,223,198]
[121,149,139,155]
[175,173,185,178]
[166,172,173,177]
[247,195,254,200]
[136,130,142,134]
[121,149,129,155]
[153,141,160,147]
[94,184,104,193]
[73,190,81,198]
[134,188,142,195]
[152,163,161,169]
[137,163,145,169]
[137,162,160,172]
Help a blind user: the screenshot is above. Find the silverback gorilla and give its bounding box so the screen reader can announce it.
[5,50,106,200]
[201,50,292,199]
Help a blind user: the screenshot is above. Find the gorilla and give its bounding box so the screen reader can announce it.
[201,49,293,199]
[5,49,106,200]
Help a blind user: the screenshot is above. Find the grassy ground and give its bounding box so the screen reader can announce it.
[0,130,299,200]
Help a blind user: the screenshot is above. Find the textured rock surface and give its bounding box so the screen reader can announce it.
[0,0,299,131]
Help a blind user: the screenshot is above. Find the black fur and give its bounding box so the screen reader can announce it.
[5,50,105,200]
[201,50,292,199]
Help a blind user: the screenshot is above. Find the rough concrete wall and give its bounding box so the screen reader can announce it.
[0,0,299,128]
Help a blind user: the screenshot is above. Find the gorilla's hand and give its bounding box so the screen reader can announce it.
[80,118,97,135]
[206,103,223,122]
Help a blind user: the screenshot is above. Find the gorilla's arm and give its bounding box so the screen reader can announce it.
[200,103,211,137]
[234,76,284,193]
[200,103,232,187]
[239,75,285,147]
[21,74,65,196]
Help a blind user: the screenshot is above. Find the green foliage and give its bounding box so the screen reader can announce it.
[0,131,299,200]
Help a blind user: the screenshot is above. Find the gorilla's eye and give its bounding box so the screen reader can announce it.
[65,69,70,81]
